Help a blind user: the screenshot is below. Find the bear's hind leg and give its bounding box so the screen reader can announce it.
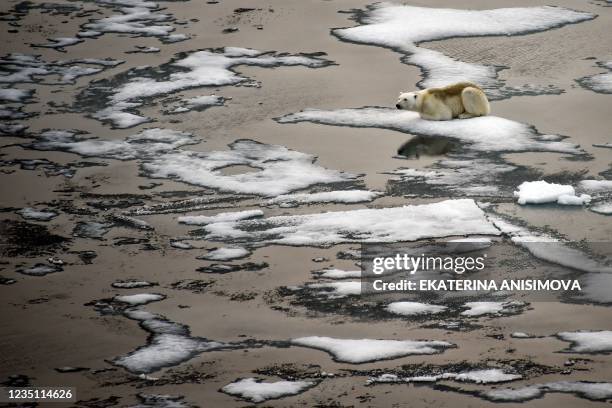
[461,87,490,117]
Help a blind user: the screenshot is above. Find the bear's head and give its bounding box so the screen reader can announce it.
[396,91,419,111]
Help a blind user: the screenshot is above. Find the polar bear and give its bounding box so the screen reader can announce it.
[396,82,490,120]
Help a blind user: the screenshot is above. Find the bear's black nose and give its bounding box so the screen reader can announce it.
[395,103,401,109]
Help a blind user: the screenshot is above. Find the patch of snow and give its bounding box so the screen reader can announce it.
[511,332,535,338]
[32,37,83,51]
[0,88,32,102]
[386,302,447,316]
[482,381,612,402]
[368,369,520,385]
[112,280,156,289]
[204,199,500,246]
[291,336,454,363]
[221,378,317,403]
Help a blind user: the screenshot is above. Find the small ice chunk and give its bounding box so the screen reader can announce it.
[513,181,575,204]
[16,208,58,221]
[291,336,453,363]
[313,268,361,279]
[460,301,525,317]
[112,280,156,289]
[590,202,612,215]
[386,302,447,316]
[557,193,591,205]
[307,281,361,298]
[579,179,612,192]
[221,378,317,403]
[17,263,62,276]
[557,331,612,353]
[200,247,249,261]
[511,332,534,339]
[114,293,166,305]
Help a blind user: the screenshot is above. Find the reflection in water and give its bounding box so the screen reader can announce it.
[397,136,457,159]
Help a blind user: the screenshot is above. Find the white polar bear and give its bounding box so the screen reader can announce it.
[396,82,490,120]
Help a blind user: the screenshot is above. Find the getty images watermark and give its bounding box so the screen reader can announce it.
[358,241,610,300]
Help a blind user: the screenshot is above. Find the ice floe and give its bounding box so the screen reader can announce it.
[166,95,225,114]
[73,221,113,239]
[460,301,526,317]
[221,378,317,403]
[141,139,357,196]
[114,293,166,305]
[481,381,612,402]
[17,263,63,276]
[16,208,58,221]
[557,331,612,353]
[204,199,500,246]
[590,202,612,215]
[386,302,447,316]
[578,61,612,94]
[113,309,229,373]
[81,47,332,128]
[32,37,83,52]
[312,268,361,279]
[277,108,580,154]
[333,4,594,99]
[0,54,122,84]
[178,209,264,225]
[265,190,382,207]
[511,332,535,339]
[368,368,520,385]
[514,181,590,205]
[27,128,197,160]
[199,247,250,261]
[579,179,612,192]
[306,281,361,298]
[0,88,33,103]
[291,336,453,363]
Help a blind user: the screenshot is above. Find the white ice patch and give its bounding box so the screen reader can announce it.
[114,293,165,305]
[460,301,526,317]
[113,309,227,373]
[313,268,361,279]
[590,202,612,215]
[278,108,580,154]
[0,88,32,102]
[142,139,356,196]
[333,4,593,99]
[16,207,58,221]
[265,190,382,207]
[178,209,264,226]
[221,378,317,403]
[386,302,447,316]
[368,368,520,385]
[27,128,197,160]
[511,332,535,339]
[482,381,612,402]
[0,54,122,84]
[307,281,361,298]
[291,336,453,363]
[167,95,225,114]
[95,48,331,127]
[32,37,83,51]
[204,199,500,246]
[112,280,156,288]
[578,61,612,94]
[17,263,62,276]
[557,331,612,353]
[579,179,612,192]
[200,247,249,261]
[514,181,590,205]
